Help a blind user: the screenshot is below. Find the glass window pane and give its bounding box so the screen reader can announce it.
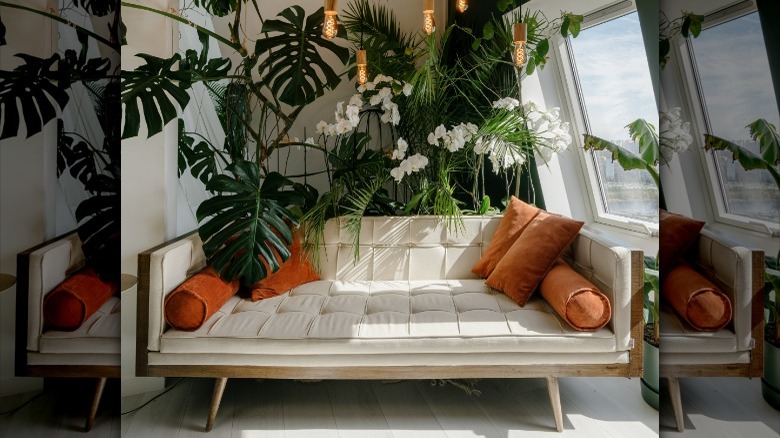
[690,12,780,224]
[569,12,659,224]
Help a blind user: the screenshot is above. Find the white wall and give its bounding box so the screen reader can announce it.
[121,0,178,397]
[0,0,58,397]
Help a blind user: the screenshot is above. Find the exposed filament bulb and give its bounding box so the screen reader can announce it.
[323,0,338,39]
[456,0,468,13]
[357,49,368,85]
[514,43,526,67]
[512,22,527,67]
[323,13,338,39]
[423,0,435,35]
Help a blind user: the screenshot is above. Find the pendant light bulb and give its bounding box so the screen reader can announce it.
[423,0,436,35]
[456,0,468,13]
[357,49,368,85]
[513,22,527,67]
[323,0,338,39]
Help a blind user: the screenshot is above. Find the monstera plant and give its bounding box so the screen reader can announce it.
[0,1,120,281]
[121,1,348,285]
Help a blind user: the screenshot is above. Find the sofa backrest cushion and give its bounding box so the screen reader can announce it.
[26,233,85,351]
[312,216,504,281]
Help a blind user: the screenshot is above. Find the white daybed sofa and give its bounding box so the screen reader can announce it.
[137,216,644,431]
[659,227,764,431]
[16,232,120,431]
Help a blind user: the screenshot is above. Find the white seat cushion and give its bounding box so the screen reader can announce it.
[38,296,120,355]
[659,308,737,354]
[159,280,617,355]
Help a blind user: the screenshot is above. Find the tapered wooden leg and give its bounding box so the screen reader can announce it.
[205,378,228,432]
[85,377,107,432]
[668,377,684,432]
[546,377,564,432]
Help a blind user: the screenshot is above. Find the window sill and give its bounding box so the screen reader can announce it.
[586,222,659,256]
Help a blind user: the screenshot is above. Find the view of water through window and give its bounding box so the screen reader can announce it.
[569,12,659,224]
[690,12,780,225]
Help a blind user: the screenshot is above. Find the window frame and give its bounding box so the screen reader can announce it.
[672,2,780,236]
[552,1,659,236]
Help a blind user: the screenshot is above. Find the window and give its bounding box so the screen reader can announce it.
[688,11,780,226]
[567,11,659,225]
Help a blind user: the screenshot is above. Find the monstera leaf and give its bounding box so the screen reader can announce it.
[73,0,117,17]
[178,119,221,185]
[196,161,306,285]
[75,167,120,282]
[192,0,240,17]
[121,53,192,139]
[0,54,70,139]
[583,133,659,186]
[704,133,780,189]
[255,6,350,107]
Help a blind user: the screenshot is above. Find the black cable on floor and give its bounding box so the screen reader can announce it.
[0,392,44,416]
[121,378,188,416]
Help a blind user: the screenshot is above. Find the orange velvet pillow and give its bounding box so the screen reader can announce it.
[540,259,611,331]
[663,263,732,331]
[659,209,705,280]
[486,210,584,306]
[43,267,117,331]
[164,267,239,331]
[250,231,320,301]
[472,196,540,278]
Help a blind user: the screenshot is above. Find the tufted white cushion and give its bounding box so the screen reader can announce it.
[147,217,636,355]
[39,296,121,355]
[160,280,616,355]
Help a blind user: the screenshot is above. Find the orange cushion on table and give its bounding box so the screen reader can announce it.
[250,231,320,301]
[486,210,584,306]
[663,263,732,331]
[472,196,540,278]
[164,267,239,331]
[659,209,705,280]
[540,259,611,331]
[43,267,117,331]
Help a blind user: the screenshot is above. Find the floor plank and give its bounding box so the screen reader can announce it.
[121,379,191,437]
[370,380,448,438]
[659,377,779,437]
[415,379,504,438]
[282,380,339,438]
[176,378,235,438]
[231,379,285,438]
[326,380,393,438]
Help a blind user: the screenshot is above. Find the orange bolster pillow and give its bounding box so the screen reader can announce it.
[540,259,611,331]
[164,267,239,331]
[43,267,117,331]
[663,263,732,331]
[250,231,319,302]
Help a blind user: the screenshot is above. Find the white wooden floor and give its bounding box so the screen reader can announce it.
[6,377,775,437]
[117,377,658,438]
[658,377,779,437]
[0,384,120,437]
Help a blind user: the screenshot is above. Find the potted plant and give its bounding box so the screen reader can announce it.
[763,259,780,409]
[642,257,660,409]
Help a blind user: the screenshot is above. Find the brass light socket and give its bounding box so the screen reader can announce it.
[325,0,338,14]
[513,22,527,44]
[423,0,435,13]
[357,49,367,65]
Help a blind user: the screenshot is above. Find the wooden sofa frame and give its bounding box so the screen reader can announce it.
[15,232,120,431]
[661,249,764,432]
[136,230,645,432]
